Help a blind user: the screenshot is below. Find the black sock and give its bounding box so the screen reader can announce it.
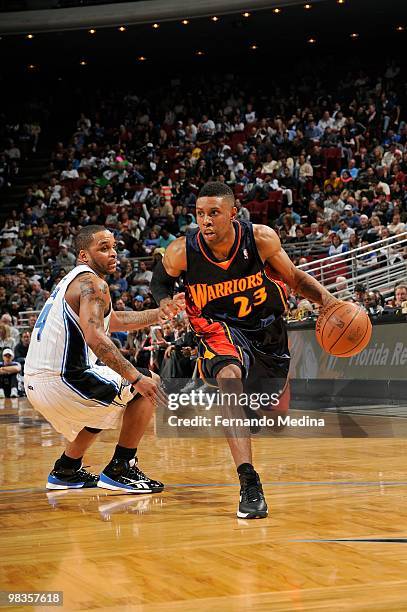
[237,462,255,475]
[112,444,137,463]
[55,452,82,471]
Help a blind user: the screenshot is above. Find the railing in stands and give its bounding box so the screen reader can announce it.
[297,232,407,299]
[16,310,41,331]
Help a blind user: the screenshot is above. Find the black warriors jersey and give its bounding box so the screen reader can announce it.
[185,220,287,332]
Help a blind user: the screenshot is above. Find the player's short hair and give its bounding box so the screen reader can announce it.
[198,181,235,203]
[74,225,107,255]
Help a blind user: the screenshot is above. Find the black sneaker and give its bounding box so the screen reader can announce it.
[128,458,164,492]
[46,464,99,490]
[237,470,268,519]
[98,458,164,494]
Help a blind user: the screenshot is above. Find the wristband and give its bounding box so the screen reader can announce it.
[131,373,143,387]
[151,260,178,304]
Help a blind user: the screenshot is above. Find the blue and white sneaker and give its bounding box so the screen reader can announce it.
[97,458,163,494]
[46,464,99,490]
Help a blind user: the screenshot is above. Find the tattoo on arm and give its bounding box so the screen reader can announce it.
[93,336,135,380]
[79,274,97,298]
[295,270,332,306]
[114,309,159,331]
[79,274,135,380]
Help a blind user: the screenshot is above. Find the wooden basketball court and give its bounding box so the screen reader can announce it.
[2,398,407,610]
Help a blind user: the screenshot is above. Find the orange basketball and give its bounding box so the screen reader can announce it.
[315,301,372,357]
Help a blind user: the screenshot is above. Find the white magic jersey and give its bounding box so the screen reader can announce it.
[25,264,111,378]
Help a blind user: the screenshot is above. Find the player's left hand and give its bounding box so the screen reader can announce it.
[320,296,341,312]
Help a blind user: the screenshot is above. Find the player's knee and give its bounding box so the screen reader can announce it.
[216,364,242,380]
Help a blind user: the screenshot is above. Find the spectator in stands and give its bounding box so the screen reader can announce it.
[320,222,334,246]
[325,191,346,216]
[348,233,361,252]
[328,233,348,256]
[0,314,19,345]
[357,214,370,240]
[367,215,384,239]
[129,260,153,296]
[342,204,360,229]
[364,291,384,316]
[306,224,322,251]
[296,154,313,194]
[353,283,366,305]
[0,348,20,398]
[324,172,342,192]
[295,299,315,320]
[236,199,250,221]
[291,226,306,249]
[388,212,405,234]
[337,219,355,245]
[0,323,16,351]
[160,320,197,379]
[109,269,128,299]
[282,215,297,238]
[390,284,407,308]
[14,330,31,366]
[335,276,353,301]
[56,244,76,271]
[158,228,176,249]
[356,239,379,275]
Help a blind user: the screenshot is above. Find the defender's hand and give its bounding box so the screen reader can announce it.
[132,375,167,406]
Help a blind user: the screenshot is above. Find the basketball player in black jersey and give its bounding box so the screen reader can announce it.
[151,182,338,518]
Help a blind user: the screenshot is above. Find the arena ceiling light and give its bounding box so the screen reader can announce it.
[396,25,405,31]
[152,23,160,29]
[26,33,34,39]
[242,12,251,18]
[196,50,205,56]
[181,19,189,25]
[337,0,345,4]
[138,56,147,61]
[273,8,281,14]
[27,64,37,69]
[350,32,359,38]
[211,16,219,22]
[88,28,96,34]
[250,44,258,50]
[80,60,87,66]
[304,4,312,9]
[118,26,126,32]
[307,37,316,43]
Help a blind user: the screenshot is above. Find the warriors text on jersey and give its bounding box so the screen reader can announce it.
[185,220,288,333]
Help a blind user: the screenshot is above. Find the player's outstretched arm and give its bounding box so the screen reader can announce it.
[78,273,141,382]
[254,224,339,309]
[110,292,186,332]
[110,308,160,332]
[151,237,187,320]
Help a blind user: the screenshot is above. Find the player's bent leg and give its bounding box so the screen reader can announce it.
[46,427,101,490]
[216,364,268,520]
[98,374,164,494]
[216,363,252,465]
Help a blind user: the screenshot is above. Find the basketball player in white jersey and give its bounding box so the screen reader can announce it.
[24,225,184,492]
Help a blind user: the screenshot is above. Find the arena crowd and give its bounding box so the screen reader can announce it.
[0,58,406,396]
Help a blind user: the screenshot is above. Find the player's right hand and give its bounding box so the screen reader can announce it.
[132,375,167,406]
